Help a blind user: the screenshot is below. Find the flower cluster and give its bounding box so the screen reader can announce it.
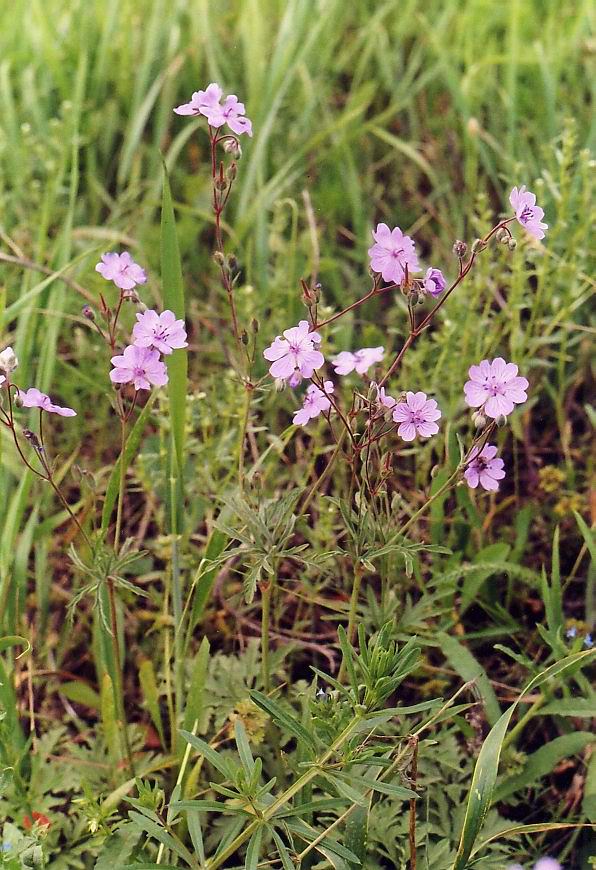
[332,347,384,376]
[95,253,188,392]
[174,82,253,137]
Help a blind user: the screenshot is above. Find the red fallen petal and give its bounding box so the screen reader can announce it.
[23,811,51,829]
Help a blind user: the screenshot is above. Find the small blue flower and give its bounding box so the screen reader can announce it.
[1,842,11,852]
[566,626,577,639]
[583,634,593,649]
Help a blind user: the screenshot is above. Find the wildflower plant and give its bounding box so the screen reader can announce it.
[0,57,593,870]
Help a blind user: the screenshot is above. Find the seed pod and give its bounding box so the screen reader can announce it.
[452,240,468,258]
[507,238,517,251]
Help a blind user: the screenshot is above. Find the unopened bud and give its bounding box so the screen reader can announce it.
[472,410,487,429]
[122,289,141,303]
[215,177,227,191]
[495,228,508,244]
[430,464,440,478]
[241,329,249,346]
[223,138,242,159]
[416,291,426,305]
[81,305,95,321]
[213,251,225,266]
[495,414,508,428]
[507,238,517,251]
[22,429,43,451]
[251,317,259,334]
[0,346,18,373]
[228,254,238,273]
[471,238,487,254]
[226,162,237,181]
[452,240,467,258]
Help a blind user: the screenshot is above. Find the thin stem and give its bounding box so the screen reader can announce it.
[301,430,347,513]
[260,578,273,693]
[114,416,127,549]
[107,576,136,775]
[237,384,252,491]
[338,562,364,682]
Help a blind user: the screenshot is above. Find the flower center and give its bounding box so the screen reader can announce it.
[520,205,534,223]
[288,342,301,355]
[391,248,404,259]
[133,366,146,378]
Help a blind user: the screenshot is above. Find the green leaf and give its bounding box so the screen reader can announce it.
[0,635,30,656]
[271,829,295,870]
[235,719,255,776]
[538,697,596,717]
[335,771,417,800]
[182,636,210,733]
[573,511,596,561]
[583,747,596,822]
[101,397,155,533]
[345,805,369,870]
[95,823,139,869]
[494,731,595,802]
[187,810,205,862]
[138,658,165,747]
[179,730,233,778]
[244,827,263,870]
[161,162,188,477]
[249,690,317,752]
[188,530,228,636]
[437,632,501,726]
[453,648,595,870]
[128,811,195,866]
[60,680,101,710]
[100,673,121,769]
[337,624,358,694]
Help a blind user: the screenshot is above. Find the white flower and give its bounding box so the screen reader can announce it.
[0,346,18,373]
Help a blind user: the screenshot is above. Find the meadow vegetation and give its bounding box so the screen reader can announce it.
[0,1,594,867]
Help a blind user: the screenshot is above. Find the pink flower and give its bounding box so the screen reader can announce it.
[392,391,441,441]
[110,345,168,391]
[377,385,396,409]
[464,444,505,492]
[132,309,188,355]
[293,381,334,426]
[332,347,384,376]
[0,375,5,388]
[509,186,548,240]
[423,267,446,297]
[533,860,561,870]
[95,252,147,291]
[173,82,223,117]
[206,95,253,137]
[174,83,253,136]
[263,321,324,380]
[464,358,528,419]
[368,223,420,285]
[18,388,76,417]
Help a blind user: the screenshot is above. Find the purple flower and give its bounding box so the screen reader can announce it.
[263,320,324,381]
[332,347,384,376]
[174,83,253,137]
[110,345,168,391]
[423,267,447,297]
[293,381,334,426]
[509,186,548,240]
[18,388,76,417]
[464,444,505,492]
[584,634,593,649]
[377,385,397,409]
[464,358,529,419]
[173,82,223,117]
[392,391,441,441]
[206,95,253,137]
[132,309,188,356]
[533,860,561,870]
[368,223,420,285]
[96,252,147,291]
[566,626,577,639]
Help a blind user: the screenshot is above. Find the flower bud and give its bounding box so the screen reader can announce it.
[452,240,467,258]
[241,329,249,346]
[472,410,487,429]
[0,346,18,373]
[251,317,259,334]
[507,238,517,251]
[215,176,228,191]
[81,305,95,321]
[213,251,225,266]
[122,289,141,303]
[416,292,426,305]
[471,238,487,254]
[495,228,508,244]
[23,428,43,451]
[228,254,238,273]
[226,162,237,181]
[495,414,508,427]
[223,138,242,159]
